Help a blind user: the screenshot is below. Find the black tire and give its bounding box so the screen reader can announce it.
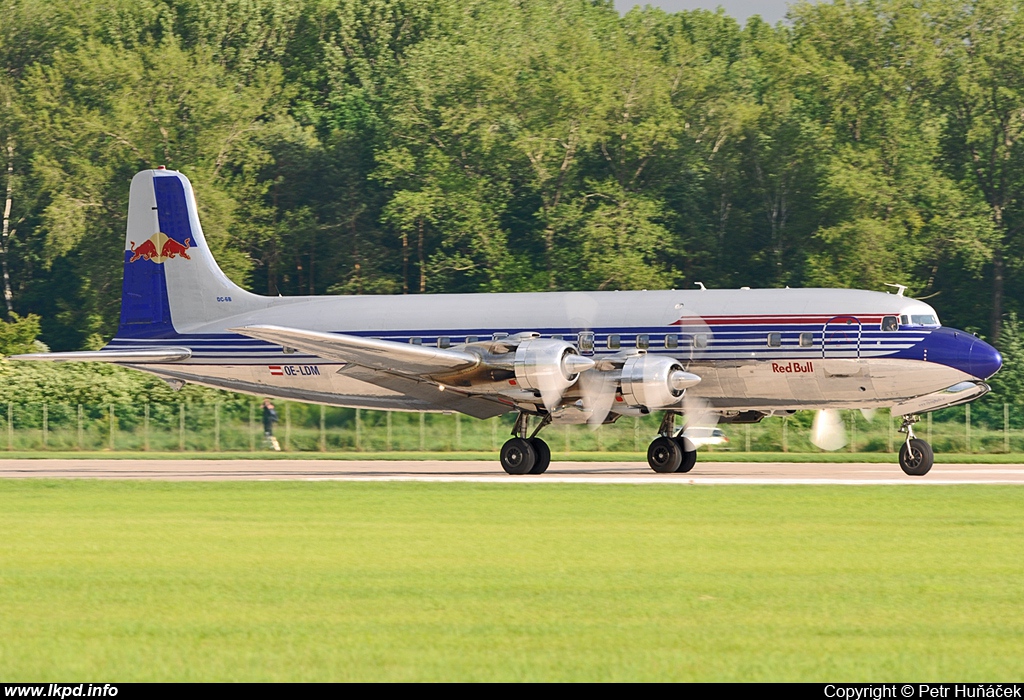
[899,438,934,476]
[500,437,537,475]
[648,436,683,473]
[529,438,551,474]
[674,436,698,473]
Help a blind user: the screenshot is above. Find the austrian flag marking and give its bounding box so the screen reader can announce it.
[268,365,321,377]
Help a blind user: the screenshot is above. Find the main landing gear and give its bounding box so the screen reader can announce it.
[647,412,698,474]
[499,413,552,475]
[898,414,934,476]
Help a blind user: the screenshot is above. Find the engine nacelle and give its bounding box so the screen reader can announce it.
[513,338,592,398]
[619,355,701,409]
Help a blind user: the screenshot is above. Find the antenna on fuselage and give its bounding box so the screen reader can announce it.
[884,283,908,297]
[694,282,707,291]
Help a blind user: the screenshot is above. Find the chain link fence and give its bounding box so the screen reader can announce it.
[0,401,1019,454]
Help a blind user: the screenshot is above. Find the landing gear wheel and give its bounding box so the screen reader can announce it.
[529,438,551,474]
[648,436,683,473]
[674,436,697,473]
[500,437,537,475]
[899,438,934,476]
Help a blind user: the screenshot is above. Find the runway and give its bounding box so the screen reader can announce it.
[2,458,1024,483]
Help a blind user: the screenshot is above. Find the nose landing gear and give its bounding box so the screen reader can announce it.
[898,414,934,476]
[499,412,552,475]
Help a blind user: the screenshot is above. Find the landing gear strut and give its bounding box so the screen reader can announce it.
[499,413,551,475]
[646,412,698,474]
[898,414,934,476]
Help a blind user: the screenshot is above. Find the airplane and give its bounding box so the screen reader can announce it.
[13,168,1003,476]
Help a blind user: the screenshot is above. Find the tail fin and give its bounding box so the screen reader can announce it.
[117,169,260,338]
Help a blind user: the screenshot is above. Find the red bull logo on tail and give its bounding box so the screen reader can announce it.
[128,232,192,264]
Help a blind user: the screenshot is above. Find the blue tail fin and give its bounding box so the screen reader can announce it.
[116,169,258,339]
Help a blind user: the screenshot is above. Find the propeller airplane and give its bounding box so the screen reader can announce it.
[13,169,1003,476]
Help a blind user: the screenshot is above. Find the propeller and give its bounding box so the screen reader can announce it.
[860,408,877,422]
[560,292,713,428]
[534,352,595,411]
[810,409,848,451]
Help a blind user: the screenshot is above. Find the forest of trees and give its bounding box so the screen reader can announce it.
[2,0,1024,410]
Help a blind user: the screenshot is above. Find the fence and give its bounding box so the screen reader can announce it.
[0,401,1020,454]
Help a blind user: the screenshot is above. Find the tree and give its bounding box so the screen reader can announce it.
[926,0,1024,340]
[12,35,291,347]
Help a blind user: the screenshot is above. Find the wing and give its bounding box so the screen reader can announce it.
[231,324,511,419]
[335,364,511,419]
[229,324,480,376]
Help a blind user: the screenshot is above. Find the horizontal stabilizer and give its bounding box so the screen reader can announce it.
[229,325,480,376]
[10,347,193,363]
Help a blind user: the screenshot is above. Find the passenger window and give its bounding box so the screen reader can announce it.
[437,336,450,349]
[664,334,679,349]
[492,332,508,341]
[767,332,782,347]
[882,316,898,332]
[799,332,813,347]
[636,334,649,350]
[694,334,708,349]
[409,337,422,346]
[578,332,595,353]
[465,336,479,344]
[551,334,563,341]
[607,334,621,350]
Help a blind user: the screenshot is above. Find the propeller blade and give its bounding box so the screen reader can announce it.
[682,393,720,431]
[860,408,877,422]
[534,364,569,412]
[528,350,596,412]
[680,394,720,449]
[811,409,848,451]
[578,370,617,427]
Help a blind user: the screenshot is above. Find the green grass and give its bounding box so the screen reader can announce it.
[1,481,1023,681]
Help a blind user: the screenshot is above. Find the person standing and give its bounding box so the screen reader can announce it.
[262,399,281,451]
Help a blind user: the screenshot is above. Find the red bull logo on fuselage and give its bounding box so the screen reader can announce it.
[128,232,192,263]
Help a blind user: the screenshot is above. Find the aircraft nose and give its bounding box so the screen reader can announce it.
[969,337,1002,380]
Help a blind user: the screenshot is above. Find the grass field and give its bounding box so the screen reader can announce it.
[1,481,1022,681]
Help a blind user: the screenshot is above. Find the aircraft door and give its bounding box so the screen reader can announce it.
[822,316,862,359]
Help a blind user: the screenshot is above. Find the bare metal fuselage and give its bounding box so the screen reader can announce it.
[112,287,980,415]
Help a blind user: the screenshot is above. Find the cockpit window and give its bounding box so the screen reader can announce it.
[900,314,939,327]
[881,316,898,332]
